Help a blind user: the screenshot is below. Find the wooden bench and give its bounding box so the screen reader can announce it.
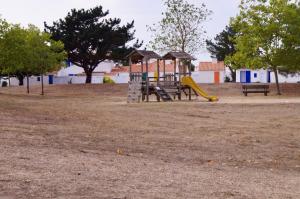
[242,84,270,96]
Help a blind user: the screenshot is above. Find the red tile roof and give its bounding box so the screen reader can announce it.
[120,61,176,73]
[199,61,225,71]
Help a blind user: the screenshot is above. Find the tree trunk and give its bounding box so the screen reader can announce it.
[231,72,236,82]
[227,66,236,82]
[273,67,281,95]
[84,68,93,84]
[8,74,11,86]
[26,75,30,94]
[17,74,25,86]
[41,74,44,95]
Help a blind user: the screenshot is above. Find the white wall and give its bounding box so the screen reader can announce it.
[236,69,268,83]
[53,76,104,84]
[191,71,224,83]
[237,69,300,83]
[271,72,300,83]
[9,76,50,86]
[192,71,214,83]
[57,60,115,76]
[110,73,130,84]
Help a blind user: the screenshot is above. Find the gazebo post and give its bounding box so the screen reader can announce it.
[188,60,192,101]
[157,59,160,85]
[174,58,177,83]
[157,59,161,102]
[163,59,166,85]
[178,59,182,100]
[146,59,149,102]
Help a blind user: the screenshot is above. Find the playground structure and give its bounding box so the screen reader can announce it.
[127,50,218,103]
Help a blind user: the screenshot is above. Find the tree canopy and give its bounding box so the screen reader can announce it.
[227,0,300,94]
[206,26,237,81]
[147,0,212,55]
[45,6,141,83]
[0,19,66,87]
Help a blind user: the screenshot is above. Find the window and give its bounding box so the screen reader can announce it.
[254,73,257,78]
[37,77,41,81]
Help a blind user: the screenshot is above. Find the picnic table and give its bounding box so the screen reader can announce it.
[242,83,270,96]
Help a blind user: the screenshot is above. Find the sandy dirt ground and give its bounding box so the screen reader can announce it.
[0,83,299,199]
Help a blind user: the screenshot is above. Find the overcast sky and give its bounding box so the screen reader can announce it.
[0,0,240,61]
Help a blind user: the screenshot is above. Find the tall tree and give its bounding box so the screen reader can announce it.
[45,6,140,83]
[228,0,300,94]
[206,26,237,82]
[147,0,212,55]
[26,25,66,94]
[0,17,11,77]
[0,24,30,85]
[0,23,65,91]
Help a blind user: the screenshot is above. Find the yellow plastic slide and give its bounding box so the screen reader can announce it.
[181,76,218,102]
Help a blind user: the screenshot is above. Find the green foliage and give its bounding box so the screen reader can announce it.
[206,26,237,81]
[147,0,212,55]
[0,19,66,81]
[103,76,115,84]
[206,26,236,61]
[227,0,300,94]
[228,0,300,70]
[45,6,141,83]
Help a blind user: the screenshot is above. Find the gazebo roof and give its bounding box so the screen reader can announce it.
[163,51,195,60]
[126,50,161,62]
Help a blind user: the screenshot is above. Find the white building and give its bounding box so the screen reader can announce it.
[236,69,300,83]
[193,60,225,83]
[57,60,115,76]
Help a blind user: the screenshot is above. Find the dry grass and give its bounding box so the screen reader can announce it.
[0,83,299,199]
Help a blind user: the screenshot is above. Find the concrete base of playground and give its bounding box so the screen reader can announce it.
[0,83,299,198]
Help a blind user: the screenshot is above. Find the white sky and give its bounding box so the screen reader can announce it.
[0,0,240,61]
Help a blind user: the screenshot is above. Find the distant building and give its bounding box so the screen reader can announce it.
[57,60,115,77]
[236,69,300,83]
[193,60,225,83]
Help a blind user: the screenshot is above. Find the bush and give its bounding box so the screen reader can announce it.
[103,76,115,84]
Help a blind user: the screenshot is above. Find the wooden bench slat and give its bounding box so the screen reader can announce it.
[242,84,270,96]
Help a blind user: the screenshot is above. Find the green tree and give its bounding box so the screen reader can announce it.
[147,0,212,55]
[206,26,237,82]
[228,0,300,94]
[0,17,10,76]
[45,6,140,84]
[25,25,66,94]
[0,22,65,92]
[0,24,29,85]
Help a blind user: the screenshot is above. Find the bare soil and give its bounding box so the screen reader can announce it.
[0,83,299,199]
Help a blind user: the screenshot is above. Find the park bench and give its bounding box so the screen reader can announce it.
[242,84,270,96]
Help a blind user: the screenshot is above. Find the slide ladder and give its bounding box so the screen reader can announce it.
[181,76,218,102]
[154,87,173,102]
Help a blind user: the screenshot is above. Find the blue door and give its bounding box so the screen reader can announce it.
[240,71,251,83]
[267,71,271,83]
[48,75,54,84]
[246,71,251,83]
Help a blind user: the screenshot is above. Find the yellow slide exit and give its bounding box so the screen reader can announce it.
[181,76,218,102]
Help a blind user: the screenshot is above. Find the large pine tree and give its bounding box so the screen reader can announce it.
[45,6,141,83]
